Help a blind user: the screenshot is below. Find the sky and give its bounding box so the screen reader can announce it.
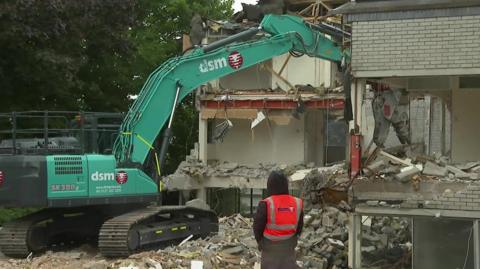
[233,0,257,12]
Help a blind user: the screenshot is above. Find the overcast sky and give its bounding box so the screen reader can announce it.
[233,0,257,12]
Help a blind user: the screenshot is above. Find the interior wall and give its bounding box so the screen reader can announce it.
[272,53,332,89]
[207,115,305,165]
[452,89,480,162]
[219,61,272,90]
[218,53,332,91]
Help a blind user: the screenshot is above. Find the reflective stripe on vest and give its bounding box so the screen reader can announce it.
[264,233,295,241]
[263,195,302,241]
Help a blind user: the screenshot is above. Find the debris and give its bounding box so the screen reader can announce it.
[0,162,416,269]
[186,199,211,211]
[422,161,448,177]
[82,260,108,269]
[394,166,420,183]
[446,165,471,178]
[455,161,480,171]
[378,150,413,166]
[26,252,33,262]
[327,238,345,249]
[213,119,233,142]
[221,246,243,255]
[191,260,203,269]
[251,111,266,129]
[172,158,314,180]
[363,159,386,176]
[179,235,194,247]
[146,258,163,269]
[119,264,139,269]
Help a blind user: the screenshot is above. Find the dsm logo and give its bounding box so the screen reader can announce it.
[199,51,244,73]
[91,172,115,182]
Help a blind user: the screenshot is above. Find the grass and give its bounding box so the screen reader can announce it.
[0,208,39,225]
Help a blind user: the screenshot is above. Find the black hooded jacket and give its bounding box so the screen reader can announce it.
[253,171,304,243]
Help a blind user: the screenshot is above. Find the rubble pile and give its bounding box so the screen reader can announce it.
[363,148,480,183]
[360,217,412,269]
[0,162,419,269]
[298,205,350,269]
[296,166,351,269]
[175,157,314,179]
[0,245,102,269]
[108,214,260,269]
[297,164,411,269]
[299,205,411,269]
[0,215,260,269]
[300,164,350,209]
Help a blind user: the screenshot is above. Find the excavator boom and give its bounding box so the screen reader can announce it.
[114,15,346,170]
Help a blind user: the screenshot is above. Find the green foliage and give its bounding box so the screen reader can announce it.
[0,208,38,225]
[0,0,233,113]
[129,0,233,90]
[0,0,137,112]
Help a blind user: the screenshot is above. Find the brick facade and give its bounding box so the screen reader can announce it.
[402,184,480,211]
[352,15,480,77]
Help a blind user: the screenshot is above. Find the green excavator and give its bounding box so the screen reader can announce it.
[0,14,349,257]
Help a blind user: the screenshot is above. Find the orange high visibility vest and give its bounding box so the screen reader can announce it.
[262,194,303,241]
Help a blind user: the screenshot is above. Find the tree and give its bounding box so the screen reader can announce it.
[130,0,233,174]
[0,0,137,112]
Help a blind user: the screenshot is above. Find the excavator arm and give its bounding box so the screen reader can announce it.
[113,15,347,173]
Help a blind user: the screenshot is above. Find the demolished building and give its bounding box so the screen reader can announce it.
[167,0,350,216]
[331,0,480,268]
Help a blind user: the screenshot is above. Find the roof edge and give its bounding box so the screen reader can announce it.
[329,0,480,16]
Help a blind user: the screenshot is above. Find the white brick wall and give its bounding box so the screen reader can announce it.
[352,15,480,76]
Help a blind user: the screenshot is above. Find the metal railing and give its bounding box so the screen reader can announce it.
[0,111,123,155]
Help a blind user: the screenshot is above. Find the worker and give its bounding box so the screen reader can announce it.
[253,171,304,269]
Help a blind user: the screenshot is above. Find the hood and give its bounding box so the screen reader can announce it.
[267,171,289,196]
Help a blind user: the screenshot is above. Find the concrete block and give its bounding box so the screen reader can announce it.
[423,162,448,177]
[394,167,421,183]
[446,165,471,178]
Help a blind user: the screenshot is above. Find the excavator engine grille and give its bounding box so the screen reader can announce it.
[53,156,83,175]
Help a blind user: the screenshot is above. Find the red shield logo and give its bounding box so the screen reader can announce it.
[116,171,128,185]
[0,171,4,186]
[228,51,243,69]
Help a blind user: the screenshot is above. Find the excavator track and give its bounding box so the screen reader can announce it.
[99,205,218,257]
[98,206,161,257]
[0,220,34,257]
[0,208,105,258]
[0,209,57,257]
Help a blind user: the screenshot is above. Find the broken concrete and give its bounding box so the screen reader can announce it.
[422,161,448,177]
[394,166,420,183]
[171,157,311,181]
